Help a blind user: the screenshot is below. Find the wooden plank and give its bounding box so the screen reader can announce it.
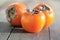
[0,22,12,33]
[0,22,12,40]
[50,24,60,40]
[8,28,49,40]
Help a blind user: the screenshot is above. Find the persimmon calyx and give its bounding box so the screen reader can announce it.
[6,6,16,22]
[32,10,39,14]
[27,9,39,14]
[38,5,50,11]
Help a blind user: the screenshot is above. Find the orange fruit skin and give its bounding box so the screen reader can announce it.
[34,3,54,28]
[6,3,27,27]
[21,11,46,33]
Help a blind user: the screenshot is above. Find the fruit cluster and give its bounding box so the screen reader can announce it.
[6,3,54,33]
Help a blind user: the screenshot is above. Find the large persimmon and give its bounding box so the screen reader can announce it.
[6,3,27,27]
[21,10,45,33]
[34,3,54,28]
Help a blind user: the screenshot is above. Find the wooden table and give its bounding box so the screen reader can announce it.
[0,0,60,40]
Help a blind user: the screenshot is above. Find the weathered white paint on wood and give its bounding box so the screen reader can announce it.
[8,28,49,40]
[0,22,12,40]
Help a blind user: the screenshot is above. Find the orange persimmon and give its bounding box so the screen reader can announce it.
[6,3,27,27]
[21,10,45,33]
[34,3,54,28]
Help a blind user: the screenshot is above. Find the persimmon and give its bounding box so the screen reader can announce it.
[21,10,46,33]
[34,3,54,28]
[6,3,27,27]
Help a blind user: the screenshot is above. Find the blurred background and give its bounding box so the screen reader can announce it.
[0,0,60,22]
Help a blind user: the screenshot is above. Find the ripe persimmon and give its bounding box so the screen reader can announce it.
[21,10,45,32]
[6,3,27,27]
[34,3,54,28]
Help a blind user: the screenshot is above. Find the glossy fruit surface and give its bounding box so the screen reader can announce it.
[34,3,54,28]
[21,10,45,32]
[6,3,27,27]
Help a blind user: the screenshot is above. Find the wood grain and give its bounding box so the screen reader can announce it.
[0,22,12,40]
[8,28,49,40]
